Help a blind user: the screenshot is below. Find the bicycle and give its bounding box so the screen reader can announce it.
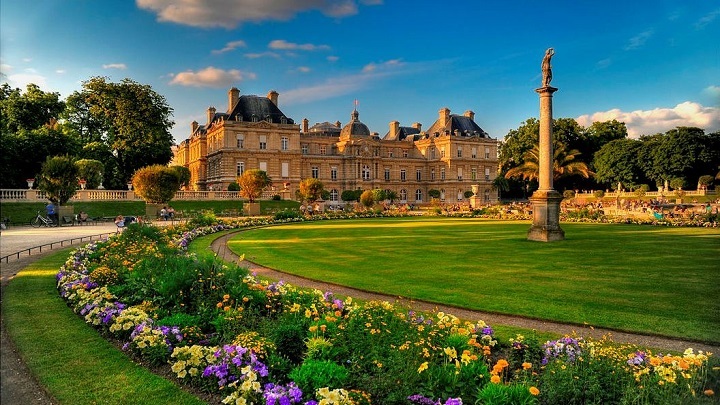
[31,211,58,227]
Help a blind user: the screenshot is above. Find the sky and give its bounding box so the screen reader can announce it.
[1,0,719,144]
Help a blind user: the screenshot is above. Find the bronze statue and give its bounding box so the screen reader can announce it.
[541,48,554,87]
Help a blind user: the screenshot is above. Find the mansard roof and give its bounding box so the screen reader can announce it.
[307,121,341,136]
[225,95,294,125]
[384,126,421,141]
[426,115,489,137]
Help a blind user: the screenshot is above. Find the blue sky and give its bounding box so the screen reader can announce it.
[2,0,718,144]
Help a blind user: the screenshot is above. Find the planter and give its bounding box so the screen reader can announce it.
[58,205,75,225]
[243,202,261,216]
[145,203,166,219]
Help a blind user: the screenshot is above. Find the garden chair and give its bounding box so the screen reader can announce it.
[652,211,664,220]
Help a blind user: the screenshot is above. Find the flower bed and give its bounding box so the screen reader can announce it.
[56,216,717,404]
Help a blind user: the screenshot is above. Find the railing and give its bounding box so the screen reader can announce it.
[1,232,114,263]
[575,189,716,199]
[1,189,291,202]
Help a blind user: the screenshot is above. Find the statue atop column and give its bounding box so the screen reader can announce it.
[541,48,554,87]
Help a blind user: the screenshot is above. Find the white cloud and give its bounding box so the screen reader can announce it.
[362,58,403,73]
[695,8,720,30]
[576,102,720,138]
[244,52,281,59]
[103,63,127,70]
[56,69,66,74]
[5,73,48,88]
[136,0,364,29]
[22,58,32,63]
[702,85,720,100]
[268,39,330,51]
[212,40,247,55]
[169,66,256,88]
[296,66,311,73]
[327,55,339,62]
[596,58,612,69]
[624,30,654,50]
[0,63,12,74]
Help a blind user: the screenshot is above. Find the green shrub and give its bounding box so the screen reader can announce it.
[37,155,80,205]
[540,356,632,404]
[188,210,219,227]
[274,209,302,220]
[75,159,104,189]
[272,319,308,365]
[477,383,537,405]
[227,181,240,191]
[132,165,181,204]
[272,194,281,200]
[288,359,349,395]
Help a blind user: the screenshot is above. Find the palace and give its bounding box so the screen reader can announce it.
[172,87,500,205]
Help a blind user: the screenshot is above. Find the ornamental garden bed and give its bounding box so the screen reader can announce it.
[54,213,718,404]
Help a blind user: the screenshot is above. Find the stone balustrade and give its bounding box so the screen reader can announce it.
[0,189,289,202]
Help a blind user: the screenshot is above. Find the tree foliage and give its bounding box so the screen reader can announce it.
[359,190,375,209]
[37,155,80,205]
[131,165,181,204]
[341,189,362,202]
[0,83,65,133]
[64,77,175,188]
[504,142,592,182]
[75,159,105,189]
[371,188,387,202]
[592,138,648,189]
[298,178,325,203]
[642,127,718,187]
[428,189,441,199]
[237,169,271,203]
[169,165,191,189]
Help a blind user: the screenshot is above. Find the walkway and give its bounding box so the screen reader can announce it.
[211,230,720,354]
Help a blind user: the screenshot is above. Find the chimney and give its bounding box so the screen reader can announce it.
[439,107,451,126]
[463,110,475,121]
[207,106,216,126]
[267,90,279,106]
[191,120,198,133]
[302,118,309,133]
[412,122,422,131]
[228,87,240,112]
[335,121,341,128]
[389,120,400,138]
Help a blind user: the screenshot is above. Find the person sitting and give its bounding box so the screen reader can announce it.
[167,206,175,219]
[160,207,168,220]
[114,214,125,232]
[77,211,89,223]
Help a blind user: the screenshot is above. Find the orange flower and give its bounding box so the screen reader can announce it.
[216,302,223,308]
[490,375,501,384]
[529,386,540,396]
[704,389,714,396]
[522,362,533,370]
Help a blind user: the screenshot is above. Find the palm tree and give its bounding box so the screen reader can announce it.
[504,142,593,181]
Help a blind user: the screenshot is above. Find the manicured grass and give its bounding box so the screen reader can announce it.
[0,200,299,224]
[2,251,206,405]
[228,217,720,343]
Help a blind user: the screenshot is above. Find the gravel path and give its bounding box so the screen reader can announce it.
[211,230,720,354]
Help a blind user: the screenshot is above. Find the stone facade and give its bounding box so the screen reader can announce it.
[173,88,500,204]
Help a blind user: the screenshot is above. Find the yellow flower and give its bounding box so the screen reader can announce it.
[529,386,540,396]
[417,362,429,373]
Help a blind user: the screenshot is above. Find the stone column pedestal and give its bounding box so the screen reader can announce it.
[527,190,564,241]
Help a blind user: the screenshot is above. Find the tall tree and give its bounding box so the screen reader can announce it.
[504,142,592,184]
[593,138,648,189]
[237,169,272,203]
[645,127,717,187]
[0,83,65,133]
[64,77,175,188]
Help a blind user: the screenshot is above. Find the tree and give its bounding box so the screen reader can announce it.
[360,190,375,209]
[227,181,240,191]
[341,189,362,202]
[237,169,271,203]
[697,175,714,190]
[386,190,398,203]
[428,189,441,199]
[169,166,191,189]
[592,138,648,189]
[371,188,387,202]
[37,156,80,205]
[63,77,175,188]
[504,142,592,183]
[298,178,325,203]
[75,159,105,189]
[0,83,65,133]
[132,165,181,204]
[463,190,474,199]
[644,127,718,187]
[491,176,510,199]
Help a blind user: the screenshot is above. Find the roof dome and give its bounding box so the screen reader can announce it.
[340,109,370,138]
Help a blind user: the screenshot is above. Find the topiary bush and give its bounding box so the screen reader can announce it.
[37,155,80,205]
[132,164,181,204]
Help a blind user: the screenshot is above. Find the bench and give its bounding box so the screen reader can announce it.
[61,215,76,226]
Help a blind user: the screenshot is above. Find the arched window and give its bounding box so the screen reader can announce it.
[457,190,463,201]
[400,189,407,202]
[415,189,423,202]
[330,189,338,202]
[362,165,371,180]
[440,189,445,201]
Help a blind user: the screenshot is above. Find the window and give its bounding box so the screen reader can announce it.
[471,147,477,159]
[281,137,288,150]
[441,167,445,180]
[403,150,408,158]
[331,167,338,180]
[374,148,379,157]
[388,150,394,158]
[485,167,491,180]
[471,167,477,180]
[281,162,289,178]
[457,146,463,158]
[320,145,326,155]
[430,147,435,159]
[440,147,445,158]
[484,189,491,202]
[457,167,463,181]
[236,134,244,148]
[259,161,267,172]
[458,190,464,201]
[485,147,490,159]
[400,189,407,202]
[400,169,406,181]
[302,145,308,154]
[415,189,423,202]
[431,168,435,180]
[312,166,319,179]
[330,189,338,202]
[416,168,422,181]
[384,168,390,181]
[362,165,370,181]
[259,135,267,150]
[236,162,245,176]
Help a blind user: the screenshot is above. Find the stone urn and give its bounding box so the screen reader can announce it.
[471,184,480,196]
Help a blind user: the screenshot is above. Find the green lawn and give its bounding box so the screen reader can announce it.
[2,252,206,405]
[227,217,720,343]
